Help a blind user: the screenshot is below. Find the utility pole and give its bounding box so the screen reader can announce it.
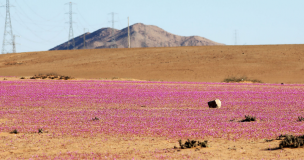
[12,35,19,53]
[128,17,130,48]
[144,25,147,47]
[235,30,237,45]
[66,2,75,50]
[12,35,15,53]
[108,12,117,48]
[1,0,14,54]
[83,28,87,49]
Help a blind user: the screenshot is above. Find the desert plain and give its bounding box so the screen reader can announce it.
[0,45,304,159]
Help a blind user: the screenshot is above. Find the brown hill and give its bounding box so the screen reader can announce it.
[1,44,304,83]
[50,23,224,50]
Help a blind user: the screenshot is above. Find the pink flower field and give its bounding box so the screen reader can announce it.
[1,80,304,142]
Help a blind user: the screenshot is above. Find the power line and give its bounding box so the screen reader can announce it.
[19,0,64,22]
[13,0,65,31]
[11,11,65,43]
[1,0,14,54]
[108,12,117,48]
[66,2,75,50]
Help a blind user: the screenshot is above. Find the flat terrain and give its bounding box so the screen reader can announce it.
[1,44,304,83]
[1,80,304,159]
[0,134,301,159]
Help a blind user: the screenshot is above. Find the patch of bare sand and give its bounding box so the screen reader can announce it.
[1,44,304,84]
[0,132,302,159]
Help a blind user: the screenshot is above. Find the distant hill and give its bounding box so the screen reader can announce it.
[50,23,224,50]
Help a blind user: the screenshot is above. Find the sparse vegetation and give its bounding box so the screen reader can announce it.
[92,117,99,121]
[276,134,304,149]
[30,73,74,80]
[175,139,209,149]
[38,128,44,134]
[298,116,304,122]
[10,129,19,134]
[223,76,262,83]
[20,77,25,79]
[241,115,256,122]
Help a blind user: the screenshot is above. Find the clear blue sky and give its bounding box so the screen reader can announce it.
[0,0,303,53]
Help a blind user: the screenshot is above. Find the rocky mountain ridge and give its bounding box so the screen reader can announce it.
[50,23,224,50]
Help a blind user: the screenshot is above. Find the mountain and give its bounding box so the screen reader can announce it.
[49,23,224,50]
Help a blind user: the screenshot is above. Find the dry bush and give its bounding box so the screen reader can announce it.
[10,129,19,134]
[298,116,304,122]
[92,117,99,121]
[223,76,262,83]
[277,134,304,149]
[38,128,44,134]
[240,115,256,122]
[175,139,208,149]
[30,73,73,80]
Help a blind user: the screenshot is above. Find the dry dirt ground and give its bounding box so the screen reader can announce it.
[0,132,303,159]
[0,44,304,83]
[1,45,304,159]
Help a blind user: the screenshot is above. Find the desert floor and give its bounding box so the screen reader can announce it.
[0,132,302,159]
[0,44,304,83]
[1,45,304,159]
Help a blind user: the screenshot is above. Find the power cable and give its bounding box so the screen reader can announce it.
[20,0,65,22]
[13,27,67,44]
[12,13,67,43]
[13,0,65,30]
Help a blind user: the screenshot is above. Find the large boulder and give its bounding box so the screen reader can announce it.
[208,99,221,108]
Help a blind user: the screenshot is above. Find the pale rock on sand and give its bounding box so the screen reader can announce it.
[208,99,221,108]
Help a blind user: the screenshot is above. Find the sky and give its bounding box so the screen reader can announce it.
[0,0,303,53]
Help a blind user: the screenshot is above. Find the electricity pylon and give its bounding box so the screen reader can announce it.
[108,12,117,48]
[66,2,75,50]
[1,0,14,54]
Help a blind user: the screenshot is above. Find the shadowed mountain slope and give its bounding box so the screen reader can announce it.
[50,23,224,50]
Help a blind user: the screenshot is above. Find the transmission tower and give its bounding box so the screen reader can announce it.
[108,12,117,48]
[1,0,14,54]
[66,2,75,50]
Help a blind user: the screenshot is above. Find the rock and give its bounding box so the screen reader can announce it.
[208,99,221,108]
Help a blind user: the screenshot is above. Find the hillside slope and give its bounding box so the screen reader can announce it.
[1,45,304,83]
[50,23,224,50]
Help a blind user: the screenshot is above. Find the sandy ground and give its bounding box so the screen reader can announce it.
[0,132,302,159]
[1,45,304,159]
[0,44,304,84]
